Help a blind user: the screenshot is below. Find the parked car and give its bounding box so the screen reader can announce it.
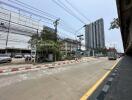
[24,54,31,58]
[14,54,23,58]
[0,54,12,63]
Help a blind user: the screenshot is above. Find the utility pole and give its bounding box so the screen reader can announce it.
[53,18,60,41]
[5,12,11,54]
[74,25,86,58]
[53,18,60,61]
[77,34,84,50]
[74,25,86,39]
[74,24,86,51]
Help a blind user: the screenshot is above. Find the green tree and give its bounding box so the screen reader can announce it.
[109,18,120,30]
[41,27,57,41]
[29,27,61,62]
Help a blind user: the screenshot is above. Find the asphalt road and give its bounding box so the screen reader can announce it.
[0,58,117,100]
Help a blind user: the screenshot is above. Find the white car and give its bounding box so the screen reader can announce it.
[14,54,23,58]
[24,54,31,58]
[0,54,12,63]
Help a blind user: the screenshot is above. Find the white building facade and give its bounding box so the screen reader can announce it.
[0,7,43,54]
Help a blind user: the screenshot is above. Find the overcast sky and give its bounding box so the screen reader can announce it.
[20,0,124,52]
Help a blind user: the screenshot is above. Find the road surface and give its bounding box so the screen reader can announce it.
[0,57,117,100]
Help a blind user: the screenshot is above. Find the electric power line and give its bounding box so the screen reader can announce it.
[74,25,86,35]
[58,24,75,33]
[58,26,75,36]
[0,0,82,40]
[51,0,86,24]
[2,0,78,35]
[0,14,77,38]
[7,0,84,37]
[0,0,55,22]
[65,0,91,22]
[59,19,76,31]
[58,31,75,40]
[56,0,86,24]
[8,0,58,19]
[0,6,53,26]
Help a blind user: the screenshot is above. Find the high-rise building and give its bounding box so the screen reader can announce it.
[85,18,105,51]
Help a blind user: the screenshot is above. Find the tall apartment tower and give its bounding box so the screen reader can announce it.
[85,18,105,51]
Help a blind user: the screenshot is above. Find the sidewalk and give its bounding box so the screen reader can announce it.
[0,57,98,70]
[104,56,132,100]
[0,57,99,75]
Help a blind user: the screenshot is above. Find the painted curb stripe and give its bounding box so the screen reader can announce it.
[0,58,91,75]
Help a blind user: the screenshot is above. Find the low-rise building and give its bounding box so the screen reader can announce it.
[60,38,80,56]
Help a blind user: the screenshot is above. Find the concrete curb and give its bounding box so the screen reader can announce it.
[0,58,94,76]
[96,66,121,100]
[80,58,121,100]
